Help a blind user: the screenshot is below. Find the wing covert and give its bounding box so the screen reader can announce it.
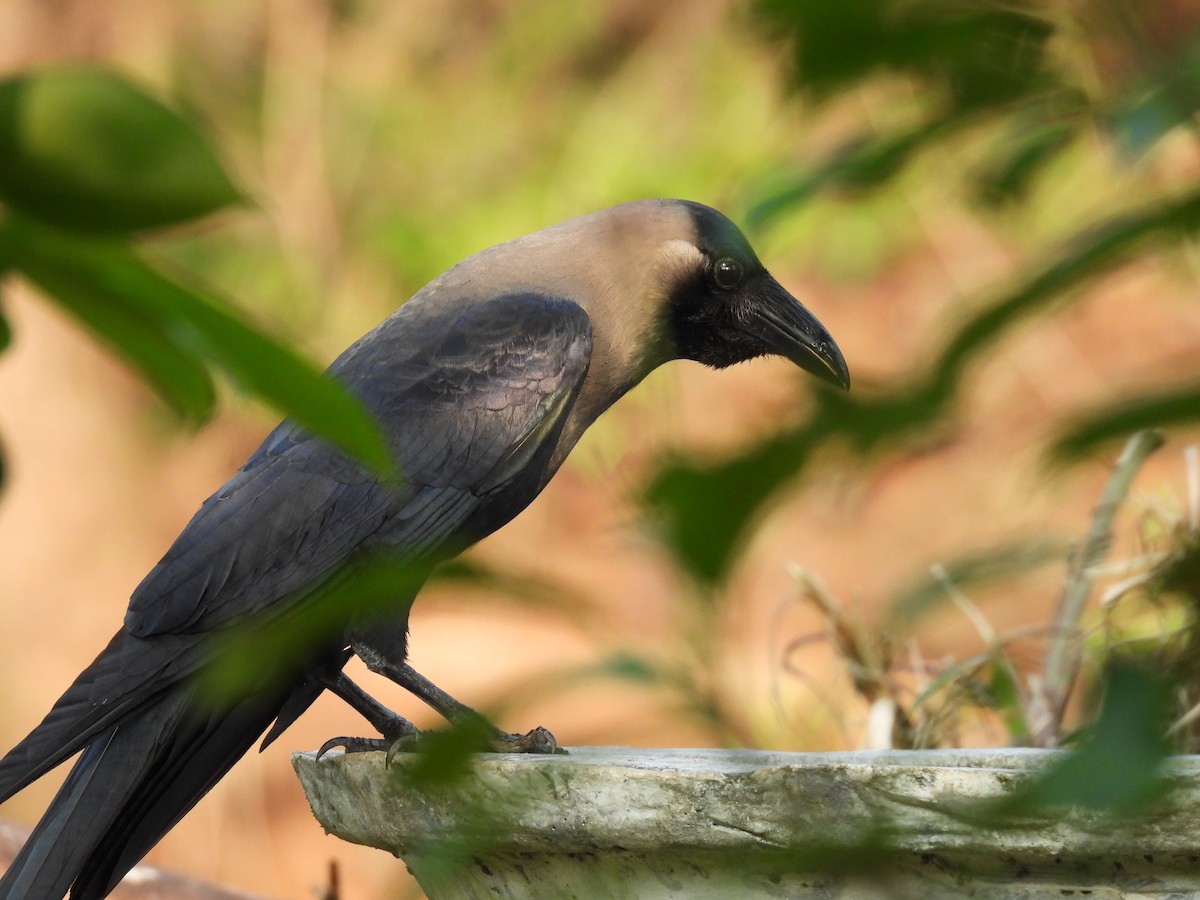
[125,293,593,638]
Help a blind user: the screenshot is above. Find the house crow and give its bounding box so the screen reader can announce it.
[0,198,849,898]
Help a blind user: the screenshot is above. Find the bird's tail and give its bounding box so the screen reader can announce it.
[0,632,304,899]
[1,706,174,900]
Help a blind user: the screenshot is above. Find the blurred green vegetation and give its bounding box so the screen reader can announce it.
[654,0,1200,589]
[4,3,1200,889]
[0,66,394,475]
[632,1,1200,818]
[624,0,1200,845]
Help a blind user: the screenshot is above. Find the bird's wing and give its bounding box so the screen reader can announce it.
[124,292,593,638]
[0,294,592,802]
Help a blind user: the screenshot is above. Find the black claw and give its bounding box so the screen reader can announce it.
[316,736,392,760]
[384,733,420,768]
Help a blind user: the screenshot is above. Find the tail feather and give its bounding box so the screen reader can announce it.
[72,689,289,898]
[0,630,198,806]
[0,632,318,899]
[0,708,176,900]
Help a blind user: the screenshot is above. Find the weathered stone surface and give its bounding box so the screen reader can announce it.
[292,747,1200,898]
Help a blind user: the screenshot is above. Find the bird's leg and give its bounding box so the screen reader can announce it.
[348,619,564,754]
[317,667,562,760]
[315,672,421,759]
[384,661,562,754]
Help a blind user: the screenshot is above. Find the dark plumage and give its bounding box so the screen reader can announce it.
[0,199,848,898]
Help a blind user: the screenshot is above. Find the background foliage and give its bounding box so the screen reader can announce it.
[1,1,1199,897]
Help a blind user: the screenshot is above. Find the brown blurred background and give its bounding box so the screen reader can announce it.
[2,0,1200,897]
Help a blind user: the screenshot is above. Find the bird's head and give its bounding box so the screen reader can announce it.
[650,200,850,390]
[434,199,849,395]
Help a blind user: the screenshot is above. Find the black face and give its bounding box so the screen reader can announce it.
[668,204,850,389]
[668,252,772,368]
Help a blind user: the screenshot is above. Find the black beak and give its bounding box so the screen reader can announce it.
[743,277,850,390]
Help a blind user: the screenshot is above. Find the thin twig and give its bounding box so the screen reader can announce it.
[775,565,856,739]
[1097,570,1157,608]
[1168,696,1200,737]
[931,562,999,645]
[1033,429,1164,746]
[1085,551,1172,579]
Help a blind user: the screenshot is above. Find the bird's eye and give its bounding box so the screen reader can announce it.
[713,257,743,290]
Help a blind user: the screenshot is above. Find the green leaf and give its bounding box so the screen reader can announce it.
[595,651,660,684]
[404,717,496,787]
[933,186,1200,400]
[0,246,12,354]
[644,383,948,587]
[646,427,819,586]
[746,119,958,229]
[2,215,394,476]
[974,120,1078,207]
[987,659,1030,744]
[0,66,243,233]
[0,222,216,422]
[998,664,1172,815]
[1054,387,1200,460]
[755,0,1058,114]
[137,269,397,478]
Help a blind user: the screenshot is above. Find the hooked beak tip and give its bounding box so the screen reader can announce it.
[813,341,851,391]
[753,278,851,391]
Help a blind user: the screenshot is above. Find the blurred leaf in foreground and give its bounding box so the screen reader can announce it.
[593,651,661,685]
[0,221,216,422]
[0,66,244,233]
[996,664,1172,815]
[201,553,432,704]
[0,276,8,495]
[0,214,395,477]
[746,0,1063,227]
[404,716,497,787]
